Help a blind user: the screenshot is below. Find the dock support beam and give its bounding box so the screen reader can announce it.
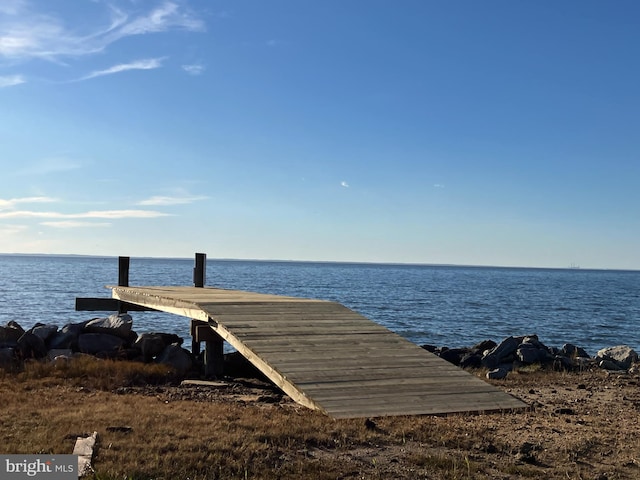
[191,253,224,378]
[191,320,224,378]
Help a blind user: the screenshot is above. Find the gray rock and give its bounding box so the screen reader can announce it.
[438,348,469,366]
[30,324,58,343]
[482,336,519,369]
[487,367,510,380]
[78,333,125,355]
[472,339,497,353]
[156,344,192,376]
[561,343,590,359]
[47,349,73,361]
[596,345,638,370]
[421,344,439,353]
[0,347,15,366]
[598,359,624,371]
[521,335,542,348]
[517,342,553,364]
[16,332,48,359]
[134,333,181,361]
[0,323,25,347]
[48,322,88,350]
[553,355,575,371]
[85,314,134,340]
[460,352,483,368]
[6,320,25,332]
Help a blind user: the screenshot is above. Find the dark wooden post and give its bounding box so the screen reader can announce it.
[192,253,206,355]
[191,252,223,377]
[193,252,206,287]
[118,256,130,313]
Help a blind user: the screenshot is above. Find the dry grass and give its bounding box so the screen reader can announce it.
[2,359,640,479]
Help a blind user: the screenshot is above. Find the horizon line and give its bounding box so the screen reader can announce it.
[0,252,637,273]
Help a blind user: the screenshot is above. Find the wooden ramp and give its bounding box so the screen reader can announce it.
[111,286,526,418]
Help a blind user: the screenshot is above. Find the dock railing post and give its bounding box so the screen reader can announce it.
[118,256,130,314]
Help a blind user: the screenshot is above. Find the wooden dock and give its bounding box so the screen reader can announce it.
[110,285,526,418]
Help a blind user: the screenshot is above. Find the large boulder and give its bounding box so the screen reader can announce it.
[0,322,25,347]
[486,366,510,380]
[438,348,470,366]
[85,314,134,342]
[596,346,638,370]
[460,351,483,368]
[516,338,553,365]
[30,324,58,343]
[482,336,519,369]
[561,343,590,359]
[48,322,89,350]
[472,339,497,354]
[0,347,15,367]
[77,333,125,355]
[156,344,193,376]
[134,333,183,362]
[16,332,48,359]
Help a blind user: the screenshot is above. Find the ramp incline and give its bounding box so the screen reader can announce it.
[111,286,526,418]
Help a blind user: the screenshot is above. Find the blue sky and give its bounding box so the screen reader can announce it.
[0,0,639,269]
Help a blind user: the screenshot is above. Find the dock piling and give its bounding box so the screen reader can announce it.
[118,256,130,313]
[191,253,224,378]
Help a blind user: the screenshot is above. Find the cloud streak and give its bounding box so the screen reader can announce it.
[0,1,204,62]
[78,57,165,81]
[0,224,28,235]
[0,74,24,87]
[40,221,111,228]
[0,209,170,219]
[0,196,58,210]
[182,63,204,75]
[137,194,208,206]
[14,157,82,176]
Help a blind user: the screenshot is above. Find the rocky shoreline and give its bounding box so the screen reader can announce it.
[423,335,639,379]
[0,313,194,375]
[1,313,638,382]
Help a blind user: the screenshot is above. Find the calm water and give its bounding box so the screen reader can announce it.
[1,255,639,355]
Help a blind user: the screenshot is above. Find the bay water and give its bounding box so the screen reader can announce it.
[1,255,639,356]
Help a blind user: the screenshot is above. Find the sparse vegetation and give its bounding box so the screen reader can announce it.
[1,358,639,479]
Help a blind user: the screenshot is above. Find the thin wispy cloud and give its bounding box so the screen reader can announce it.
[182,63,204,75]
[0,224,28,235]
[266,39,285,48]
[0,1,204,62]
[0,1,26,16]
[78,57,165,81]
[137,194,208,206]
[0,209,170,219]
[14,157,82,176]
[433,184,445,188]
[0,74,24,87]
[40,221,111,228]
[341,181,350,188]
[0,196,58,210]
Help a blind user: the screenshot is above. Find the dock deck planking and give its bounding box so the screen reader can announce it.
[111,285,526,418]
